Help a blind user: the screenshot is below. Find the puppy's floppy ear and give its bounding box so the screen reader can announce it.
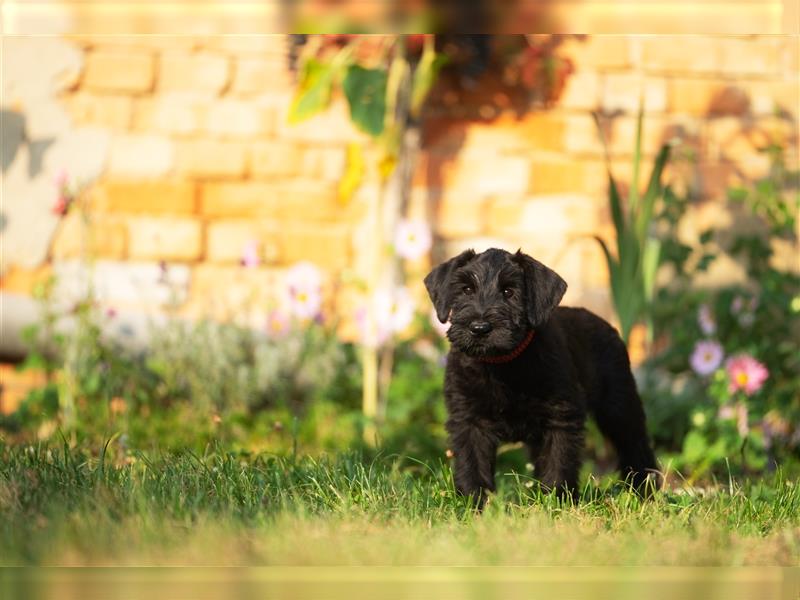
[424,249,476,323]
[514,250,567,328]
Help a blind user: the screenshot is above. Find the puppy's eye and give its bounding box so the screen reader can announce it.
[502,288,514,299]
[463,285,474,295]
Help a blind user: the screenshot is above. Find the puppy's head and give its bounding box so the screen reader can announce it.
[424,248,567,357]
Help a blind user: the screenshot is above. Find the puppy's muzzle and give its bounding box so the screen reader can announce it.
[468,320,493,335]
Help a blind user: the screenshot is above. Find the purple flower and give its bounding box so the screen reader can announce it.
[394,219,432,260]
[689,340,724,376]
[697,304,716,336]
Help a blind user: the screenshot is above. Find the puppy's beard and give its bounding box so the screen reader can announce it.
[447,325,522,358]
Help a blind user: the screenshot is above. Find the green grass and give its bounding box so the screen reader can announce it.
[1,442,799,567]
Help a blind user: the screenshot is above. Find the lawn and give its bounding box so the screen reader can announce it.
[2,443,798,568]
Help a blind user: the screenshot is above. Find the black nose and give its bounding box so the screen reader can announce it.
[469,320,492,335]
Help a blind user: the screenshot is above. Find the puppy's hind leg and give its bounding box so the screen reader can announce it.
[530,426,584,502]
[591,350,661,494]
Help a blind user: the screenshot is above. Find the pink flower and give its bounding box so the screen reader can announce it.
[394,219,432,260]
[697,304,716,336]
[240,240,260,268]
[726,354,769,396]
[266,309,290,337]
[717,402,750,437]
[52,196,70,216]
[689,340,723,376]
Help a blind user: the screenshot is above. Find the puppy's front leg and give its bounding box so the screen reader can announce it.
[448,421,498,510]
[532,426,584,500]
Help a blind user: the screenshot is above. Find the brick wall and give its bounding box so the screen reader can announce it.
[2,35,798,335]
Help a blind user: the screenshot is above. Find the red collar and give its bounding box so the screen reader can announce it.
[477,330,535,364]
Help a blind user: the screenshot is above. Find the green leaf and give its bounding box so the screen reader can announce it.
[607,173,628,258]
[635,143,671,240]
[410,38,447,117]
[699,229,715,245]
[342,64,388,138]
[629,104,644,215]
[288,58,336,124]
[682,430,708,464]
[642,237,661,303]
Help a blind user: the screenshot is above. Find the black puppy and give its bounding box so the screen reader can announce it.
[425,248,660,507]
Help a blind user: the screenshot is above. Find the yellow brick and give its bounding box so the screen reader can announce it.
[127,217,203,261]
[529,155,606,195]
[205,221,280,263]
[231,57,292,95]
[207,35,288,56]
[82,50,154,93]
[279,224,352,270]
[159,51,230,94]
[718,37,780,76]
[51,213,127,260]
[132,94,207,136]
[602,73,667,113]
[251,141,304,178]
[641,37,718,74]
[176,139,248,178]
[435,197,486,238]
[97,180,196,214]
[560,36,630,69]
[668,79,749,116]
[201,182,276,217]
[487,195,599,237]
[205,99,269,137]
[0,363,48,415]
[63,93,133,130]
[276,99,365,143]
[76,36,198,52]
[0,265,53,296]
[556,70,600,110]
[607,116,667,156]
[201,181,354,221]
[747,80,800,117]
[563,114,605,155]
[301,147,347,181]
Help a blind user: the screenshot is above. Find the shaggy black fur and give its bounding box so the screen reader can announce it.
[425,248,660,507]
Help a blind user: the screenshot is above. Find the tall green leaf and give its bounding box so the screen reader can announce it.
[410,37,447,117]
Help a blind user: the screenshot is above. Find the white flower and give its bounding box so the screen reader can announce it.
[285,262,323,320]
[356,286,416,347]
[286,261,322,294]
[376,286,415,334]
[394,219,432,260]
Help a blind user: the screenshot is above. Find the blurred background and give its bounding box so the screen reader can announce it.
[1,33,798,479]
